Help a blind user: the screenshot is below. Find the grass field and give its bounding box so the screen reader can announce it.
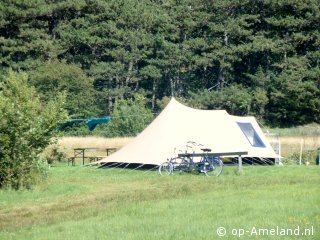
[0,165,319,240]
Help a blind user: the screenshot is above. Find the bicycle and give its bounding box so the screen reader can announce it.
[196,148,223,176]
[158,141,223,176]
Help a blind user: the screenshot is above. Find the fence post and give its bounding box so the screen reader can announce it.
[299,139,303,165]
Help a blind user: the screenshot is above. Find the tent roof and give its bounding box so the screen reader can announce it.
[99,98,277,165]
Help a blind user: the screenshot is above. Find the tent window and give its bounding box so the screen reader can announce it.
[237,122,266,148]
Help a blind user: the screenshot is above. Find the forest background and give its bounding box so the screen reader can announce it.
[1,0,319,136]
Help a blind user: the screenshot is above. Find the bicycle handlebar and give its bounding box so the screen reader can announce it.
[187,141,204,147]
[175,141,206,155]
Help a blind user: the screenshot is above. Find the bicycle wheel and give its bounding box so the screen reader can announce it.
[203,158,223,177]
[158,162,173,176]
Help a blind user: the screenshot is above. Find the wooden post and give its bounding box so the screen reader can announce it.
[82,149,85,165]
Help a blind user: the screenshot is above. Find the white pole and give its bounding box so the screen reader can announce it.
[299,139,303,165]
[278,138,281,165]
[238,155,243,172]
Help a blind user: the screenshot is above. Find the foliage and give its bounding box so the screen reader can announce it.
[102,94,153,137]
[29,61,99,118]
[0,71,67,189]
[41,145,66,165]
[0,0,319,127]
[60,122,94,136]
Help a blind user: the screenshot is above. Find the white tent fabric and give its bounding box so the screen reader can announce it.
[99,98,277,166]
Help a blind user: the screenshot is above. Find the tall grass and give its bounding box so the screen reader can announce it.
[265,123,320,137]
[267,135,320,165]
[0,166,319,240]
[56,136,133,150]
[261,124,320,164]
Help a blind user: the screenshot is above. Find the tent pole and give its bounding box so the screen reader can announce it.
[237,155,243,172]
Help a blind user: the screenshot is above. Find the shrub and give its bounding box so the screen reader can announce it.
[0,71,67,189]
[41,145,66,165]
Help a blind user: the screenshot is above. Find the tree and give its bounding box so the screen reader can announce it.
[0,0,86,70]
[267,57,320,126]
[29,61,99,118]
[188,85,252,116]
[1,0,319,127]
[102,94,153,137]
[0,71,67,189]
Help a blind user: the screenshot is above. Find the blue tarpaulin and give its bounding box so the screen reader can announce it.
[59,117,111,131]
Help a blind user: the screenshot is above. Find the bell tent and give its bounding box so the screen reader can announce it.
[99,98,277,167]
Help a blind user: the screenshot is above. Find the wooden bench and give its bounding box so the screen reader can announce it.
[67,157,75,166]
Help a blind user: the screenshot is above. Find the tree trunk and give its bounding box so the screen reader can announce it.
[152,79,156,110]
[125,61,133,86]
[217,31,228,91]
[170,77,175,97]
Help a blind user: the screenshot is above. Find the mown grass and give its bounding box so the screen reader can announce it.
[0,165,319,240]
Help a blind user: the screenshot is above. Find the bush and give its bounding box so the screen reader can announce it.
[41,145,66,165]
[0,71,67,189]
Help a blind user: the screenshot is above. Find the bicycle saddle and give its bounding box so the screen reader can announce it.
[201,148,211,152]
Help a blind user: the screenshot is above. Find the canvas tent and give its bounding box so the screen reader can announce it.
[99,98,277,167]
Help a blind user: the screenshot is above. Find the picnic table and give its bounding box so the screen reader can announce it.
[67,147,117,166]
